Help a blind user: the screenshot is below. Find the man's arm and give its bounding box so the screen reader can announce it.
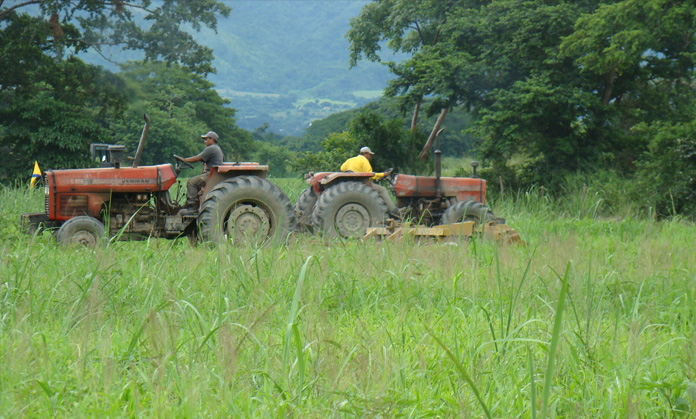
[371,168,393,181]
[182,155,203,163]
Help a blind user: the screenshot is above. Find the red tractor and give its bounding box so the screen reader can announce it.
[21,115,296,246]
[295,152,501,239]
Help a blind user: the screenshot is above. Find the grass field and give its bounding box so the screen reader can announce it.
[1,180,695,417]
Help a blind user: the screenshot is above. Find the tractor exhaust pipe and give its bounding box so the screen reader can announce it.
[471,161,479,178]
[434,128,444,198]
[132,113,150,168]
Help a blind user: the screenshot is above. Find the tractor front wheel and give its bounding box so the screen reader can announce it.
[198,176,296,245]
[55,216,105,248]
[311,181,387,238]
[441,200,497,225]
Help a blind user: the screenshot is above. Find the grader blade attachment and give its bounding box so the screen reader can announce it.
[364,220,523,244]
[480,221,524,244]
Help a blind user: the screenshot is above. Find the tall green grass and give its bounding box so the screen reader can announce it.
[1,181,695,417]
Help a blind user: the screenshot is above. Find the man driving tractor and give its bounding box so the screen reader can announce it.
[180,131,224,208]
[340,146,400,217]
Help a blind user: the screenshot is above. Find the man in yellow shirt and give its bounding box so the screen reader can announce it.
[340,146,399,216]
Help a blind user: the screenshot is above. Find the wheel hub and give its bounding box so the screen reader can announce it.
[226,204,271,242]
[72,230,98,247]
[335,203,369,237]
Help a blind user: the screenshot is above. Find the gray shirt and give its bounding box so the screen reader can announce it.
[198,144,224,173]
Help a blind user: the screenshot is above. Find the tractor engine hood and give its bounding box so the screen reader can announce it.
[393,174,487,203]
[48,164,177,194]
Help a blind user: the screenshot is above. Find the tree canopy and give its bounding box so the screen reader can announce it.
[0,0,235,181]
[293,108,427,175]
[113,61,252,165]
[348,0,696,189]
[0,0,230,75]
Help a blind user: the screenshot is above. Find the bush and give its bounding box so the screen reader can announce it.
[635,121,696,217]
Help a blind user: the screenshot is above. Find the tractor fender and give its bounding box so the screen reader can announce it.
[306,172,374,194]
[203,163,270,201]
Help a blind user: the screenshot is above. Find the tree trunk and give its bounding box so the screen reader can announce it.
[602,68,616,105]
[410,99,421,133]
[418,107,448,161]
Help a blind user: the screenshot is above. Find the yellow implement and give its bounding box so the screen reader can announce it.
[365,220,523,244]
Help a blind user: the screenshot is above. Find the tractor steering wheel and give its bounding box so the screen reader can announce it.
[380,167,395,182]
[173,154,194,169]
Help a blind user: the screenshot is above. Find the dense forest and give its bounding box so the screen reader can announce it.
[1,0,695,216]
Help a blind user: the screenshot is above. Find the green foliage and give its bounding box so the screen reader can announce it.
[293,131,357,174]
[0,2,234,180]
[347,108,424,174]
[247,124,296,177]
[109,106,202,167]
[293,108,430,175]
[0,13,127,179]
[635,121,696,216]
[0,94,110,178]
[250,141,295,178]
[0,0,230,75]
[111,61,252,165]
[349,0,696,196]
[302,97,477,158]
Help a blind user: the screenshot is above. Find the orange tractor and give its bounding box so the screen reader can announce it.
[295,150,519,242]
[21,115,296,246]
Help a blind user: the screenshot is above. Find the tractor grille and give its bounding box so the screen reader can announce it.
[59,195,88,217]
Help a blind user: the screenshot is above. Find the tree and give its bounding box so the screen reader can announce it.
[293,109,427,175]
[293,131,358,174]
[347,109,424,174]
[114,61,252,164]
[348,0,696,188]
[0,0,230,75]
[0,12,127,179]
[635,120,696,216]
[250,141,295,178]
[0,1,231,180]
[0,91,113,178]
[348,0,458,154]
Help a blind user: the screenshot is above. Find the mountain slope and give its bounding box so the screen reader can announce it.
[199,1,396,134]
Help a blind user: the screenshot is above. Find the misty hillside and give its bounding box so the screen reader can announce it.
[77,1,397,135]
[199,1,397,134]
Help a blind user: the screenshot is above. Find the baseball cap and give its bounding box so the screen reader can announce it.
[201,131,219,141]
[360,146,375,155]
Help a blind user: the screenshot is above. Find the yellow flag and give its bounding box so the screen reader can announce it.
[30,161,41,189]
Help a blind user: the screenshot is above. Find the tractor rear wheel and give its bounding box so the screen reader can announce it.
[198,176,296,245]
[294,186,318,233]
[311,181,387,238]
[56,216,105,248]
[441,200,497,225]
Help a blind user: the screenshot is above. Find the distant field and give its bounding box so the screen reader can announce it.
[1,183,695,417]
[351,90,384,99]
[217,90,286,99]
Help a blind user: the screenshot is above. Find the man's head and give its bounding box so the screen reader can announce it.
[201,131,219,144]
[359,146,374,160]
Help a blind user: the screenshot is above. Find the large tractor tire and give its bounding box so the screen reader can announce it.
[311,181,387,238]
[441,200,497,225]
[55,216,105,248]
[294,186,318,233]
[198,176,296,245]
